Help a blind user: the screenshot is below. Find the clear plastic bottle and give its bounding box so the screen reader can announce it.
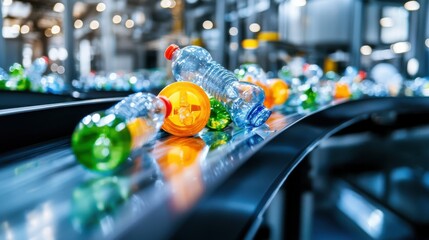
[237,63,275,109]
[27,57,48,92]
[165,44,271,128]
[72,92,172,171]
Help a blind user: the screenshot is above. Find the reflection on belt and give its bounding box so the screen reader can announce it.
[71,150,161,232]
[153,136,208,212]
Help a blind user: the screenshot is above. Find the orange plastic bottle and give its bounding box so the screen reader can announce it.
[267,78,289,106]
[159,82,211,137]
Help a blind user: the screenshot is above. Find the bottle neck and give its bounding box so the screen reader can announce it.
[157,95,172,118]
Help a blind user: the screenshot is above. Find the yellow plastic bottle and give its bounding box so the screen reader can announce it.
[159,82,211,137]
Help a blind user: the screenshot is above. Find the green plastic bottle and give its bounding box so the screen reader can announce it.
[0,68,8,90]
[72,93,172,171]
[9,63,31,91]
[301,87,318,110]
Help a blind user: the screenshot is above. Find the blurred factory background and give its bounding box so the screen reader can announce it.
[1,0,427,88]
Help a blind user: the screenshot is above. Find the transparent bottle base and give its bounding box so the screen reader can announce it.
[247,105,272,127]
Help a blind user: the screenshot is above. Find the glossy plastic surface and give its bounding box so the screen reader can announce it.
[158,82,211,136]
[1,97,429,239]
[166,45,271,128]
[72,93,167,171]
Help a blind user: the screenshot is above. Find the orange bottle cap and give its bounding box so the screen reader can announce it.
[165,44,180,60]
[158,82,210,137]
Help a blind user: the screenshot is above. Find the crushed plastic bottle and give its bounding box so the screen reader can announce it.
[165,44,271,128]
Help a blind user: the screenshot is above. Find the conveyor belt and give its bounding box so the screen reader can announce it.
[0,97,429,239]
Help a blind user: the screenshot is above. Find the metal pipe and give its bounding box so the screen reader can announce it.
[0,1,6,69]
[215,0,226,64]
[350,0,363,69]
[63,0,77,89]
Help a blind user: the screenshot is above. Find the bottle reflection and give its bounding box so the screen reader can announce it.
[71,176,130,232]
[153,136,207,212]
[71,150,160,232]
[265,112,288,131]
[199,130,231,151]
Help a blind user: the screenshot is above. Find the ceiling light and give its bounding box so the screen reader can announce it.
[160,0,172,8]
[291,0,306,7]
[51,25,61,34]
[379,17,394,28]
[360,45,372,55]
[45,28,53,38]
[125,19,134,28]
[74,19,83,29]
[53,2,65,13]
[229,27,238,36]
[249,23,261,32]
[202,20,213,30]
[391,41,411,54]
[112,15,122,24]
[404,1,420,11]
[20,24,30,34]
[89,20,99,30]
[96,2,106,12]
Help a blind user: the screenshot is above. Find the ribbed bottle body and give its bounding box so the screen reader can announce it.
[170,45,271,127]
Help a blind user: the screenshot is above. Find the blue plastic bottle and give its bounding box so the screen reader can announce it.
[165,44,271,128]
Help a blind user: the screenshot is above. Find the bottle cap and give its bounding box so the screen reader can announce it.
[158,82,211,137]
[41,56,49,63]
[165,44,180,60]
[158,95,172,118]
